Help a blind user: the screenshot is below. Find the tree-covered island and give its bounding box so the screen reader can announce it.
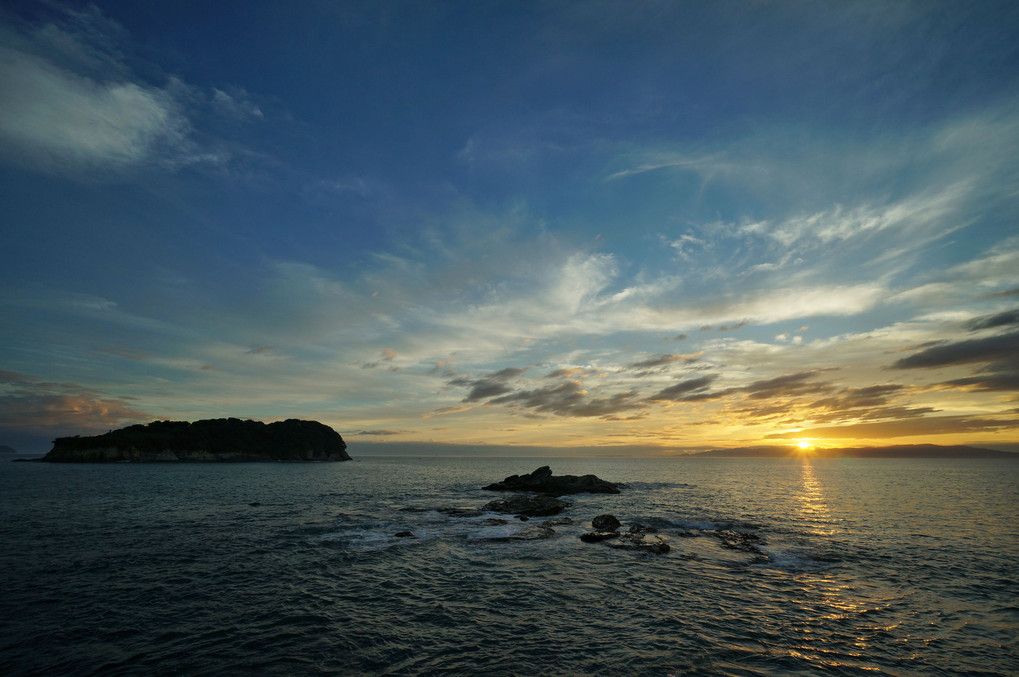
[43,418,350,462]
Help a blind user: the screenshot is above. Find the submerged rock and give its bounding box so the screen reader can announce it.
[436,507,486,518]
[483,466,621,496]
[484,494,571,517]
[628,524,659,534]
[608,532,671,554]
[544,517,576,526]
[481,523,558,542]
[580,531,621,543]
[480,518,509,526]
[394,531,416,538]
[592,514,621,531]
[714,530,766,552]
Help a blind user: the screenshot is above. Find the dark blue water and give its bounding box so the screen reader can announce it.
[1,456,1017,675]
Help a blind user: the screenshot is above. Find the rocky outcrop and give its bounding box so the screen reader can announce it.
[484,494,571,517]
[43,418,350,462]
[580,514,670,554]
[483,466,621,495]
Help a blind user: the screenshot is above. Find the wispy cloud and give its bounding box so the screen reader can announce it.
[0,42,186,172]
[0,5,261,176]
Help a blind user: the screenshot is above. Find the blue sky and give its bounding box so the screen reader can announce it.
[1,1,1018,454]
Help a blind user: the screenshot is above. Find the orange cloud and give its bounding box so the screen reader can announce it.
[766,415,1017,440]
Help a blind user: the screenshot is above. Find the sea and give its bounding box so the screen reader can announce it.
[1,455,1016,676]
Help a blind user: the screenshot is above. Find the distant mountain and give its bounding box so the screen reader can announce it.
[0,444,17,454]
[43,418,350,462]
[693,444,1016,459]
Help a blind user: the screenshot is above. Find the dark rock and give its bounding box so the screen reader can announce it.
[483,466,621,496]
[480,518,509,526]
[715,530,765,552]
[484,494,571,517]
[437,507,486,518]
[592,514,621,531]
[513,524,556,540]
[608,532,671,554]
[629,524,658,534]
[713,530,769,562]
[580,531,621,543]
[42,418,350,463]
[249,502,261,507]
[544,517,576,526]
[394,531,416,538]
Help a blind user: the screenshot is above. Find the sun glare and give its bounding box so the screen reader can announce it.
[795,440,815,454]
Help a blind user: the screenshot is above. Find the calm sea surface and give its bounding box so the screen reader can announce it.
[1,456,1016,676]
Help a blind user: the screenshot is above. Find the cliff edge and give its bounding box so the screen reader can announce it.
[43,418,350,462]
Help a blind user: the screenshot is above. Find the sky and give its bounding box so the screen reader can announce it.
[1,1,1018,455]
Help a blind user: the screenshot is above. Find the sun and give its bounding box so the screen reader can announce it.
[794,439,816,454]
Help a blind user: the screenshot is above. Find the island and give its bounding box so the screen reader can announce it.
[42,418,350,462]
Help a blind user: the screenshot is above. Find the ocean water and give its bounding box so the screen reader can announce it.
[1,455,1016,676]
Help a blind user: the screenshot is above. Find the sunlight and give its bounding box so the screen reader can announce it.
[795,439,815,454]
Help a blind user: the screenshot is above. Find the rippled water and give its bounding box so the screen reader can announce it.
[1,456,1016,676]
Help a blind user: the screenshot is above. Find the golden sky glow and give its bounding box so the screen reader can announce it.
[0,3,1017,454]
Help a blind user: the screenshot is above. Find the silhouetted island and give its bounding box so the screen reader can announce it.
[0,444,17,454]
[693,444,1015,459]
[43,418,350,462]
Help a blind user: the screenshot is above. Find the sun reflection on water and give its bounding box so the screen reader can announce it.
[797,459,835,537]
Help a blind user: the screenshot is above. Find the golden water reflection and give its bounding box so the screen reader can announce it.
[789,461,909,672]
[798,459,835,536]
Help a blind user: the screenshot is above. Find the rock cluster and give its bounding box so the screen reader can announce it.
[579,514,671,554]
[483,466,621,496]
[391,470,782,562]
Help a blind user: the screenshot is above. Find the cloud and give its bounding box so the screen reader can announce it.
[489,380,645,419]
[0,43,186,172]
[604,151,727,182]
[647,375,720,402]
[892,325,1019,394]
[0,370,148,436]
[626,352,702,371]
[891,332,1019,370]
[743,370,835,400]
[453,367,527,402]
[802,385,937,423]
[0,5,255,176]
[937,374,1019,393]
[546,367,588,379]
[765,415,1017,440]
[211,87,264,120]
[965,308,1019,331]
